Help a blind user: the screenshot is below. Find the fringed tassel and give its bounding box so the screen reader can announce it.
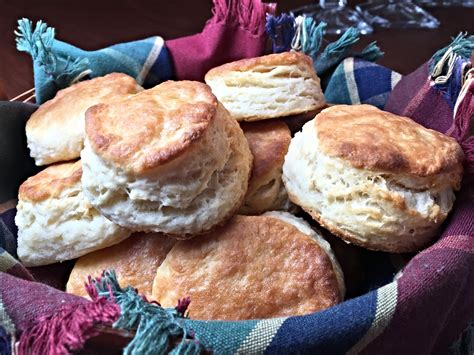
[430,33,474,109]
[208,0,273,36]
[15,18,56,73]
[15,18,90,86]
[355,41,384,62]
[315,27,360,75]
[91,270,207,355]
[436,56,469,110]
[322,27,360,58]
[430,33,474,73]
[266,14,295,53]
[291,16,326,57]
[17,292,120,355]
[289,18,382,76]
[0,326,12,355]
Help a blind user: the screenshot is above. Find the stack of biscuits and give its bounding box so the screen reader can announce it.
[15,51,464,321]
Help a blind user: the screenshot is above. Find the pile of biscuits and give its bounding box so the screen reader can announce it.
[15,51,464,321]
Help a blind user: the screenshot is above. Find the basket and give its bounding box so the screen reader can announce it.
[1,9,473,355]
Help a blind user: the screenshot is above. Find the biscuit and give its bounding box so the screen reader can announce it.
[205,52,325,121]
[152,213,344,320]
[66,232,175,298]
[239,120,292,215]
[81,81,252,236]
[15,161,131,266]
[283,104,464,253]
[26,73,142,165]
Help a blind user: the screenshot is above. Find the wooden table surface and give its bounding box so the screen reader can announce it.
[0,0,473,100]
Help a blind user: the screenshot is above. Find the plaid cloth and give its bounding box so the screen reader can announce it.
[16,0,274,103]
[324,57,402,109]
[1,13,474,354]
[385,62,454,132]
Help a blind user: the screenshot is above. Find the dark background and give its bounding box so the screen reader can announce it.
[1,0,473,100]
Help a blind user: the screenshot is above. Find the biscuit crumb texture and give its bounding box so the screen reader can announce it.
[82,103,252,236]
[283,116,461,252]
[152,214,343,320]
[16,163,130,266]
[205,52,325,121]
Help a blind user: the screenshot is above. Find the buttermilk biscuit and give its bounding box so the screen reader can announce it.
[81,81,252,236]
[152,214,344,320]
[66,232,176,298]
[283,104,464,253]
[204,52,325,122]
[15,161,131,266]
[26,73,142,166]
[239,120,292,215]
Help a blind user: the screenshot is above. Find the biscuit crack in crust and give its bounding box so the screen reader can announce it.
[81,81,252,236]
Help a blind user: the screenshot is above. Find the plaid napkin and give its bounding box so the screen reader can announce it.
[324,57,402,109]
[266,15,396,108]
[16,0,274,104]
[1,16,473,355]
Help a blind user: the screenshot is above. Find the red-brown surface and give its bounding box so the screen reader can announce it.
[1,1,473,100]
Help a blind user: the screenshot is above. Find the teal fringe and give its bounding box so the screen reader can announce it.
[430,33,474,73]
[355,41,384,62]
[314,27,360,75]
[320,27,360,59]
[300,18,326,58]
[294,17,383,76]
[15,18,89,84]
[15,18,55,63]
[91,270,205,355]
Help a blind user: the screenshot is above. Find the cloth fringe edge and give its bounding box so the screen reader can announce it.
[17,295,120,355]
[207,0,274,36]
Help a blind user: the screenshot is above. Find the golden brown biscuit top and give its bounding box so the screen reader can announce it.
[85,80,218,174]
[26,73,142,134]
[152,215,342,320]
[205,51,315,79]
[316,105,464,177]
[241,120,291,184]
[67,232,175,298]
[19,160,82,202]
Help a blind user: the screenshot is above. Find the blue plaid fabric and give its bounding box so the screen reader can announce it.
[50,37,173,87]
[33,37,173,103]
[15,18,174,103]
[324,57,402,109]
[181,283,396,354]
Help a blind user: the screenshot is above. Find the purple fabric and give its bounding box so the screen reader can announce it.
[364,200,474,354]
[5,263,33,281]
[384,62,453,133]
[362,55,474,354]
[166,0,275,81]
[0,273,86,333]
